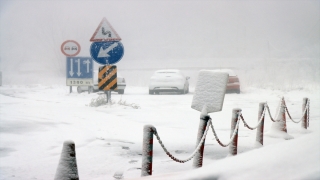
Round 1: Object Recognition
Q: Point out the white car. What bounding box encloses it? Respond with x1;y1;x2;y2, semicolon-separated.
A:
77;70;126;94
149;69;190;95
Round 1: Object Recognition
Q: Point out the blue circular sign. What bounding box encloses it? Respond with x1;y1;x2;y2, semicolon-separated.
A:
90;41;124;65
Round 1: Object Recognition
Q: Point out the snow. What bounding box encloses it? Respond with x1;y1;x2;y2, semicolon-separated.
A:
191;71;229;113
0;85;319;180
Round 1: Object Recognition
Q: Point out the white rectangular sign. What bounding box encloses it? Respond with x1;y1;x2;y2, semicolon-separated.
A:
66;79;93;86
191;70;228;113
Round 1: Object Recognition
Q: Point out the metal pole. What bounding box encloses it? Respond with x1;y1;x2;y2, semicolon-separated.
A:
192;115;210;168
302;98;309;129
107;90;111;104
256;103;265;146
69;86;72;93
229;108;241;156
141;125;155;176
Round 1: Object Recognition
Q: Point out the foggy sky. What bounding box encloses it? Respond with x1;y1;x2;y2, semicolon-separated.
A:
0;0;319;86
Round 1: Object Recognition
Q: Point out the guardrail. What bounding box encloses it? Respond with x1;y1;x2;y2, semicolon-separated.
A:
141;97;310;177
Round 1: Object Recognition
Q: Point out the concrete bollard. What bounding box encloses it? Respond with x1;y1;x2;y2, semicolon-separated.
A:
192;115;210;168
229;108;241;156
256;103;266;146
302;98;309;129
141;125;155;176
54;140;79;180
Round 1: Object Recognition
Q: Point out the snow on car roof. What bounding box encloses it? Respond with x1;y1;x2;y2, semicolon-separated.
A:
212;69;236;76
155;69;180;73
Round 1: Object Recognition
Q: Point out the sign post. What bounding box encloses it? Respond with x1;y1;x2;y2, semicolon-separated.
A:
61;40;81;93
90;17;124;103
191;70;229;168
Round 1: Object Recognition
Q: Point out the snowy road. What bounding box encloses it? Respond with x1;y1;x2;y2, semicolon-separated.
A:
0;85;319;180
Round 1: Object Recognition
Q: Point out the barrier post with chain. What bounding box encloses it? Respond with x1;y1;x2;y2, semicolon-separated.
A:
141;125;155;176
280;97;288;132
229;108;241;156
256;103;266;146
302;98;309;129
192;115;210;168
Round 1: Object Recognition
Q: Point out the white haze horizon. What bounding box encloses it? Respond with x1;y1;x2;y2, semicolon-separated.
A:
0;0;319;90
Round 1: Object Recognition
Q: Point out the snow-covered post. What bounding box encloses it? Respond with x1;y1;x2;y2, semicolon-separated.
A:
268;97;293;139
302;98;309;129
141;125;155;176
256;103;265;146
280;97;288;132
192;114;210;168
229;108;241;156
54;140;79;180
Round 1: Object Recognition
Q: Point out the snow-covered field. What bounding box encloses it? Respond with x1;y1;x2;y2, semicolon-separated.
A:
0;85;319;180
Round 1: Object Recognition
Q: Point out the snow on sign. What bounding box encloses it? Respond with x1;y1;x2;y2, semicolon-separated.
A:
191;70;229;113
90;41;124;65
61;40;81;57
90;17;121;42
66;57;93;86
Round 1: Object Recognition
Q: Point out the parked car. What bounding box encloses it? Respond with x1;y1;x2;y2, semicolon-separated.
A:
212;69;240;94
149;69;190;94
77;70;126;94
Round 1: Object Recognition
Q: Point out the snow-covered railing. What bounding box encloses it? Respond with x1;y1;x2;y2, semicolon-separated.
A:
141;97;310;177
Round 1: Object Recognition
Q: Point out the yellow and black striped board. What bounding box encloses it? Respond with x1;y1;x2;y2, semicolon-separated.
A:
98;65;117;90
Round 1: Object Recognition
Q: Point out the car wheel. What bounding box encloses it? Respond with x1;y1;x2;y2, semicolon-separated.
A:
77;86;82;94
149;90;154;95
236;89;240;94
118;89;124;94
155;91;159;95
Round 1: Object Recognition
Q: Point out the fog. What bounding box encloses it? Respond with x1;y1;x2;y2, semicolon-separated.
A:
0;0;319;90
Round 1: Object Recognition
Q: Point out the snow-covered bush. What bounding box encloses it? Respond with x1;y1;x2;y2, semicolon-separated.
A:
88;95;140;109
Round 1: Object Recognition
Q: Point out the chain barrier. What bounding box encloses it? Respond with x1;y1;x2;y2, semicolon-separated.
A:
265;104;279;122
151;98;309;163
284;99;310;124
153;119;212;163
240;105;267;130
210;113;241;147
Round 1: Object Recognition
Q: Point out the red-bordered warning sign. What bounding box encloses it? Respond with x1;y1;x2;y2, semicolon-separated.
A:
61;40;81;56
90;17;122;42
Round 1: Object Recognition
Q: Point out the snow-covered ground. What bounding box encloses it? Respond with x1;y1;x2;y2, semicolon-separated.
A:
0;85;319;180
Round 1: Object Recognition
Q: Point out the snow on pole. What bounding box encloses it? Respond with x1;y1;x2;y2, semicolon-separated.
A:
192;106;210;168
266;97;294;139
229;108;241;156
54;140;79;180
302;98;309;129
255;103;265;147
141;125;155;176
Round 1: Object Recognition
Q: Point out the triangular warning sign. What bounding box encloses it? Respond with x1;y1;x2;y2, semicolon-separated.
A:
90;17;121;42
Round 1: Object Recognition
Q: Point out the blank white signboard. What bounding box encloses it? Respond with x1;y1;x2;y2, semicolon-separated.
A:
191;70;228;113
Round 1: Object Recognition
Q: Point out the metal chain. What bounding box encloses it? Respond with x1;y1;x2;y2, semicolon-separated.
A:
240;105;267;130
265;104;278;122
210;113;241;147
153;119;212;163
285;99;310;124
